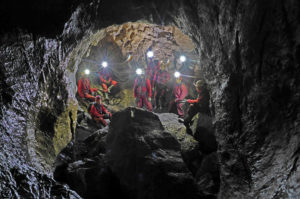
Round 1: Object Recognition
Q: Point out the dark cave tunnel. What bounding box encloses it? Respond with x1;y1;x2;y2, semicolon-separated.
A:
0;0;299;199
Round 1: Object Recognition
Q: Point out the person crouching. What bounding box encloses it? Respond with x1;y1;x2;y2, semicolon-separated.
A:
90;95;112;127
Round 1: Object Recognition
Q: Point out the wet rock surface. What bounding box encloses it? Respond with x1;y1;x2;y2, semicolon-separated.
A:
54;107;219;198
0;0;299;198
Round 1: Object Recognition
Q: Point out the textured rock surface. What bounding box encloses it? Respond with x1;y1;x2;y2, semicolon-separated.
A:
0;0;299;198
55;107;217;198
106;108;199;199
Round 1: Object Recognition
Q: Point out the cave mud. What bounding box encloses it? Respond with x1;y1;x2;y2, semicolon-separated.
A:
1;0;300;198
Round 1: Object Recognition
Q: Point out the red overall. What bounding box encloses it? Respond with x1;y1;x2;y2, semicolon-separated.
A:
152;70;170;108
90;103;111;126
78;77;97;101
133;77;152;111
98;69;117;92
146;60;160;82
169;83;187;117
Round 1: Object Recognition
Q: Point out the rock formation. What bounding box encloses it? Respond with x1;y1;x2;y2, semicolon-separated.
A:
54;107;219;198
0;0;299;198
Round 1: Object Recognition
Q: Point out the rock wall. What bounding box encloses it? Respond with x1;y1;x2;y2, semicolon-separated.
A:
0;0;299;198
0;33;80;197
170;0;300;198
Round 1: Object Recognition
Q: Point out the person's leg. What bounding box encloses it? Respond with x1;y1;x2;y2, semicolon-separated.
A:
177;103;184;118
137;97;143;108
184;105;199;126
94;117;108;126
101;83;108;93
108;80;117;93
143;96;152;111
168;100;175;113
159;87;166;109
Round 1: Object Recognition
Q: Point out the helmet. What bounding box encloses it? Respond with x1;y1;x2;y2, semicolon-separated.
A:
175;76;182;84
96;95;101;101
194;80;204;89
136;68;145;75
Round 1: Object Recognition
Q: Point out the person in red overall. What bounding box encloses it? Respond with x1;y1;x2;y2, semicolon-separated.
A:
98;67;117;99
133;69;152;111
168;76;187;118
152;62;170;110
90;95;112;127
146;58;160;83
78;73;98;101
184;80;210;128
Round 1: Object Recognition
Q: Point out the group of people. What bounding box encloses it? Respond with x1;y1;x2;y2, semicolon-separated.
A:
77;66;117;127
133;57;209;132
77;54;209;132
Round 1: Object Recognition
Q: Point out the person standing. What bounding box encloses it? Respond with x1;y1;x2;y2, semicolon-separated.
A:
152;61;170;110
168;76;187;118
133;68;152;111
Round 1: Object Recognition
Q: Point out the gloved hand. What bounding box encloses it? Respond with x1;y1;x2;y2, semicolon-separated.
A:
187;99;192;103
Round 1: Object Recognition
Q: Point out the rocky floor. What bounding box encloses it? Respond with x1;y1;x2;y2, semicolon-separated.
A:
54;107;219;199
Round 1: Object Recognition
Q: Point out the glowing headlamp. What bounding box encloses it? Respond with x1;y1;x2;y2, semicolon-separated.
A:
174;71;181;78
179;55;186;63
136;68;143;75
147;51;154;58
84;69;90;75
102;61;108;68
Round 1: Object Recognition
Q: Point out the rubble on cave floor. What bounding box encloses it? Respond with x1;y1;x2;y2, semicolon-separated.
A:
54;107;219;199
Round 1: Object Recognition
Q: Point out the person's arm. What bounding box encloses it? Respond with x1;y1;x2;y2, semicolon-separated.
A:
102;105;112;117
146;79;152;98
187;90;202;104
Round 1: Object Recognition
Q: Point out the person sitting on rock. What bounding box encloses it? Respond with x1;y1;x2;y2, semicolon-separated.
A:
98;66;117;100
90;95;112;127
152;60;170;110
78;71;98;101
133;68;152;111
183;80;210;129
168;76;187;118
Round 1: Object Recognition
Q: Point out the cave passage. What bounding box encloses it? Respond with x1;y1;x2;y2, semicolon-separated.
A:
55;21;219;198
75;22;202;114
2;0;298;198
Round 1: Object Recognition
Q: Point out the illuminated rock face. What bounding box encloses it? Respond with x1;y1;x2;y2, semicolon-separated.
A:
0;0;300;198
54;108;218;198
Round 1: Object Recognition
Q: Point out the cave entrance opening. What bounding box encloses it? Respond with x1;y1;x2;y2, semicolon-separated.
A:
75;22;201;115
56;21;220;198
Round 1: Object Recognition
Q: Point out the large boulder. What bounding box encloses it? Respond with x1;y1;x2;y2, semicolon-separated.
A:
106;107;200;199
54;107;220;198
54;128;127;199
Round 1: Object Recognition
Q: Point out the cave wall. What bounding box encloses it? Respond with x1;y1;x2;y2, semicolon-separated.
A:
170;0;300;198
0;0;299;198
70;0;300;198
